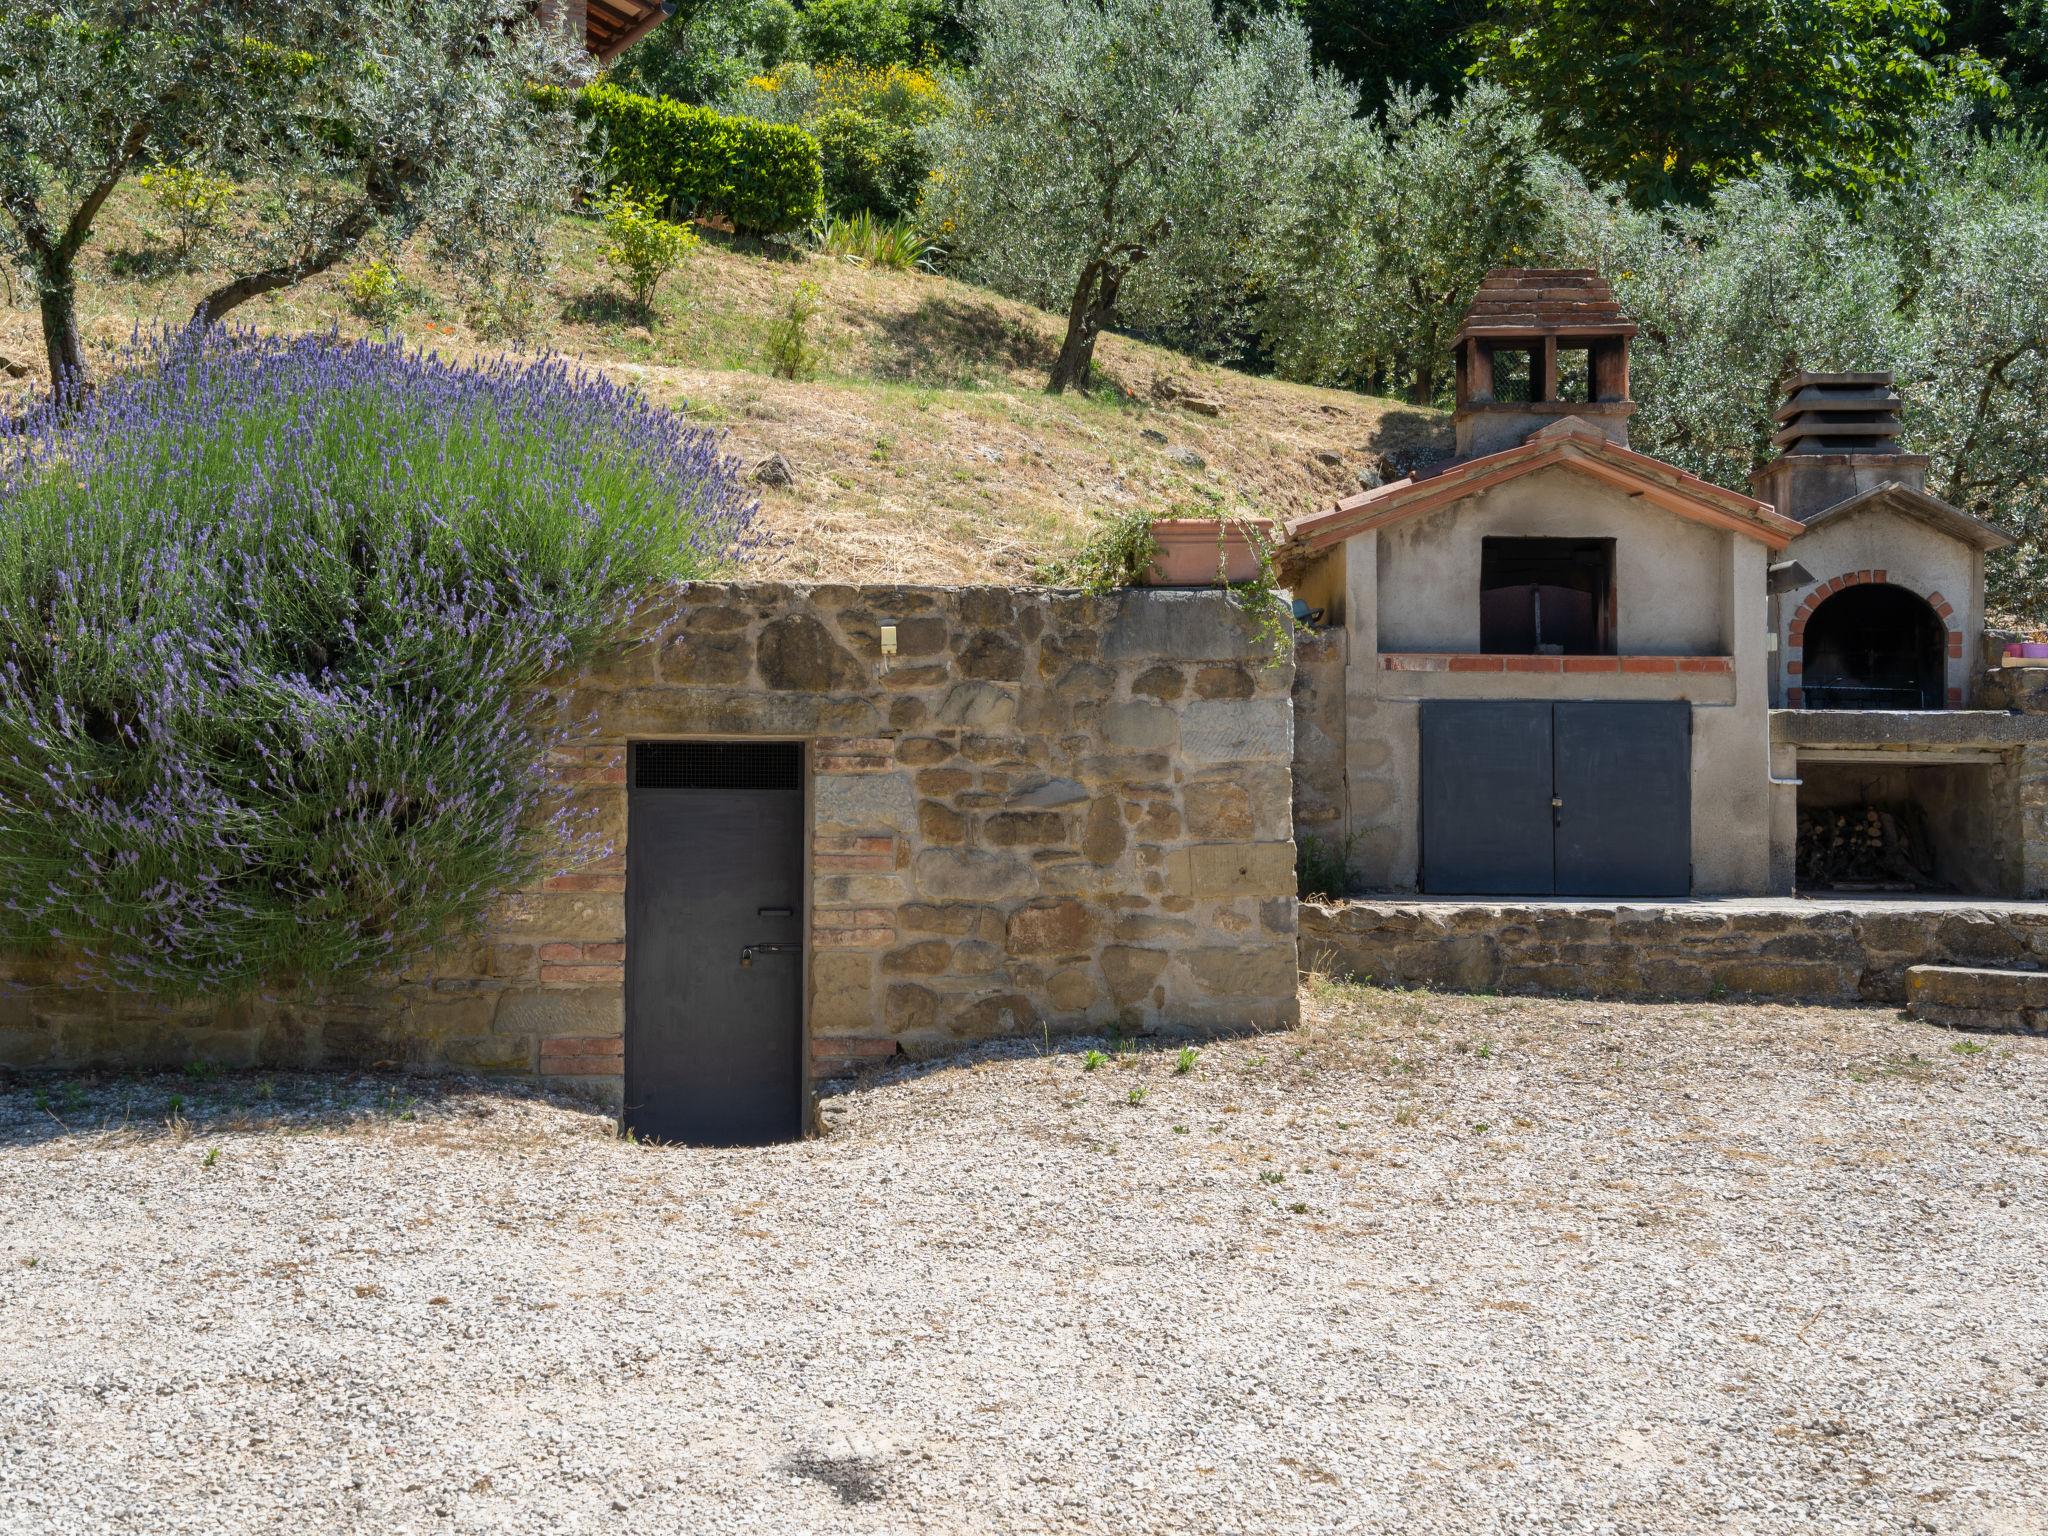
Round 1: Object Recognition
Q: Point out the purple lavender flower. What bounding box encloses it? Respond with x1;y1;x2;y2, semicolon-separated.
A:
0;324;755;998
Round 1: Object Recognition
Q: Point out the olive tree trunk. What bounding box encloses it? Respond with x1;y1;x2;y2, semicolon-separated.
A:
1048;260;1127;394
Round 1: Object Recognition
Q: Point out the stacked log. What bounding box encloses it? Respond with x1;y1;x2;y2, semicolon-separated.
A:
1797;802;1937;890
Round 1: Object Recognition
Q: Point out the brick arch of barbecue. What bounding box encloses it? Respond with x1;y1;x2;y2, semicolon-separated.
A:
1783;570;1962;708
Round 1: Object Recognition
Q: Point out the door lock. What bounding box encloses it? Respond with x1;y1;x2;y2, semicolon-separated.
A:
740;943;799;968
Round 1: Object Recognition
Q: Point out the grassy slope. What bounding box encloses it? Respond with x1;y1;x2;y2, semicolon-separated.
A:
0;192;1448;585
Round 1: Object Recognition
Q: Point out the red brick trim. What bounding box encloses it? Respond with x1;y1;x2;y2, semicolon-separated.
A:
1790;572;1958;700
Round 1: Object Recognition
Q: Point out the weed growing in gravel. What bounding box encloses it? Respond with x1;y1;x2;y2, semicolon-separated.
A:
1127;1087;1147;1106
1477;1040;1494;1059
183;1061;219;1083
1259;1170;1284;1185
1393;1100;1419;1127
166;1094;184;1115
60;1082;86;1113
1172;1124;1189;1134
1174;1046;1198;1075
1288;1201;1309;1215
201;1147;221;1167
1951;1039;1987;1056
21;1256;37;1268
1082;1050;1107;1072
32;1089;47;1112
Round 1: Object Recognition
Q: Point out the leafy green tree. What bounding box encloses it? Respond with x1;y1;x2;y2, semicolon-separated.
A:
926;0;1356;392
608;0;798;104
1223;0;1485;113
794;0;951;65
1259;84;1567;402
1556;119;2048;614
1473;0;1999;205
0;0;585;392
1948;0;2048;127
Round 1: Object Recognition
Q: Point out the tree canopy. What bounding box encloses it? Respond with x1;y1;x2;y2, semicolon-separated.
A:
0;0;586;390
925;0;1356;392
1471;0;2000;205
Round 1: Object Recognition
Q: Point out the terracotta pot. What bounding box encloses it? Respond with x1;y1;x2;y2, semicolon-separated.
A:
1142;518;1272;586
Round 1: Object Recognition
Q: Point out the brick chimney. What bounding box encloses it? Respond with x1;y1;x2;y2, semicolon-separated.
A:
1749;372;1929;522
1451;269;1637;458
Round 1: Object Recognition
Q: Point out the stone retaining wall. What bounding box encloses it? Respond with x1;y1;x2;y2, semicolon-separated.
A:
1300;899;2048;1005
1;583;1302;1091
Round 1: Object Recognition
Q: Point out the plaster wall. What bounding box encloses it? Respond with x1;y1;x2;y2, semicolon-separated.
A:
1374;468;1731;655
1329;475;1774;896
1778;506;1983;706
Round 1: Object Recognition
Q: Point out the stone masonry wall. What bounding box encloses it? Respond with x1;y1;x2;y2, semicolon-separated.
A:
1301;899;2048;1005
0;583;1301;1091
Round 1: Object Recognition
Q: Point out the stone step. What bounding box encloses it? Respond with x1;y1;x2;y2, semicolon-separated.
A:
1906;965;2048;1034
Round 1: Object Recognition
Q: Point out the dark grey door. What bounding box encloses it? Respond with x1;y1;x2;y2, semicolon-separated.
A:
626;741;805;1145
1421;700;1691;896
1554;701;1691;897
1420;701;1556;895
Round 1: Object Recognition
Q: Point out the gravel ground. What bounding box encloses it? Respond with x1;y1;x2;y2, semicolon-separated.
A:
2;984;2045;1535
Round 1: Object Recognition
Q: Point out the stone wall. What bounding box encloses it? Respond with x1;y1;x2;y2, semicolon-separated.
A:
1290;625;1347;858
0;583;1301;1090
1300;899;2048;1005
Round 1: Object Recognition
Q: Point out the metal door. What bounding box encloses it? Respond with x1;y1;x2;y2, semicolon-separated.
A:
1420;701;1556;895
1553;701;1691;897
626;740;805;1145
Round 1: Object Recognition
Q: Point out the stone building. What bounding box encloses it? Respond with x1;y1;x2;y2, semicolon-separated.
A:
0;584;1300;1143
1286;268;2048;902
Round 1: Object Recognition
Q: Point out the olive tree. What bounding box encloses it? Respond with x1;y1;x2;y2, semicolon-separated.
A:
0;0;587;392
1557;118;2048;616
1258;83;1568;402
925;0;1357;393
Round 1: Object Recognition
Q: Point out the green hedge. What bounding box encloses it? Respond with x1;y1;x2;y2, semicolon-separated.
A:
811;106;928;219
582;83;823;236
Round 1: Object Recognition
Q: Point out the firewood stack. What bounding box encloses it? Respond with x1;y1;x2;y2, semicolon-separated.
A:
1797;802;1937;890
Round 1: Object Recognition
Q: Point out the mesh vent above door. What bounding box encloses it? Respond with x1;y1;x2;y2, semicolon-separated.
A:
631;741;803;791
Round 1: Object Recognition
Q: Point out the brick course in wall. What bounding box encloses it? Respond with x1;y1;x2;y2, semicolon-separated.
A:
0;583;1303;1097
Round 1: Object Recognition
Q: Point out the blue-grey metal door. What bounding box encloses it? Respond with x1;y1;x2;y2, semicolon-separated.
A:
1420;701;1556;895
626;741;805;1145
1553;701;1691;897
1421;700;1692;897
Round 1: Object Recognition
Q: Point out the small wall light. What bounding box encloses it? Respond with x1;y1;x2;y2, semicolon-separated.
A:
880;622;898;656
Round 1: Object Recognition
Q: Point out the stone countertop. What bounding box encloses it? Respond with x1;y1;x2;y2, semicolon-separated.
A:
1770;707;2048;748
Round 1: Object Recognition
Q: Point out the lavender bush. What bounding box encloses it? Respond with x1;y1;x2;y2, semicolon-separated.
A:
0;327;756;998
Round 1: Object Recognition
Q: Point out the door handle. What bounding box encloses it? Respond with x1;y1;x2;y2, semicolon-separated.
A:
740;943;800;968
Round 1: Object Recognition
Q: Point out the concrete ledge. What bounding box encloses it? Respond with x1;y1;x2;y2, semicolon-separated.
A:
1773;708;2048;750
1301;898;2048;1005
1906;964;2048;1034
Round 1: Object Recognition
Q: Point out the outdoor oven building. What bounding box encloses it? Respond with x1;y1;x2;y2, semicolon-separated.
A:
1286;268;2048;901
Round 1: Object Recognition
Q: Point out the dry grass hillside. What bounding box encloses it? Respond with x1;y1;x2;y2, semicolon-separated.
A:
0;192;1447;584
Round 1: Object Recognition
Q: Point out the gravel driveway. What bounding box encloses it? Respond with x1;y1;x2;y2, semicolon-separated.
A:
2;983;2044;1535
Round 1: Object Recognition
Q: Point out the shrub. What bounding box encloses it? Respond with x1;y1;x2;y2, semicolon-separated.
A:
341;258;401;321
136;162;237;262
811;107;928;218
0;327;757;999
794;0;947;66
598;192;701;311
762;280;825;377
583;82;823;236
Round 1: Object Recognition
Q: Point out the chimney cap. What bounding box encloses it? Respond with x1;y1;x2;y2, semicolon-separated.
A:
1451;268;1637;346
